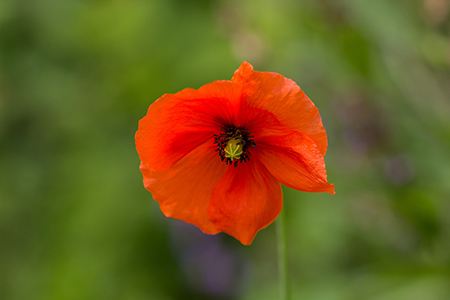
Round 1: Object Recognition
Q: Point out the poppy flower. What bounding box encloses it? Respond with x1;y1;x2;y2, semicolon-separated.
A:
135;62;334;245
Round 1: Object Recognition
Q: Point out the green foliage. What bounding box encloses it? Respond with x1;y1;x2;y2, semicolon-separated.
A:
1;0;449;299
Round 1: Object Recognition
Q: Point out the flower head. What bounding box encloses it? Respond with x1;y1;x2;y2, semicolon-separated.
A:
135;62;335;245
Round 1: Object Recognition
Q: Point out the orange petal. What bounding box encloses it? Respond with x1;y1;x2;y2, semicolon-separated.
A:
135;80;241;172
259;130;335;194
208;161;282;245
232;61;328;155
142;141;227;234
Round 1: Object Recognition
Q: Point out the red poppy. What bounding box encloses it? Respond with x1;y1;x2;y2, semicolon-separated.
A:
135;62;334;245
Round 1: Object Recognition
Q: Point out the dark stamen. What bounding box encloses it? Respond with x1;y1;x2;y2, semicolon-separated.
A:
214;125;256;167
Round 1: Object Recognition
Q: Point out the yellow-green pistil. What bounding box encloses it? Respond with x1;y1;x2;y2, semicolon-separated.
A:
224;138;243;161
214;125;255;167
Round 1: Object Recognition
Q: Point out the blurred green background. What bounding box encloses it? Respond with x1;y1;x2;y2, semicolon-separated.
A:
1;0;450;299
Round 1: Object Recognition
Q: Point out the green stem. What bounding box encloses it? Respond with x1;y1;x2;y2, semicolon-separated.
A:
277;209;289;300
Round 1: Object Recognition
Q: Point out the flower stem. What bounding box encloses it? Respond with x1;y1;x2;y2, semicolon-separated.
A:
277;209;289;300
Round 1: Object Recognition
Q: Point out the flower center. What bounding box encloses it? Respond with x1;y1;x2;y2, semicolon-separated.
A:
214;125;255;167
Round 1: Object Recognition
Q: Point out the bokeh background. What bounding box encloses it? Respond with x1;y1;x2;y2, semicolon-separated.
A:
1;0;450;299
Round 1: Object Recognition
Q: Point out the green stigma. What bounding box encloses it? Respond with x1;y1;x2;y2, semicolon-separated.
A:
224;138;243;161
